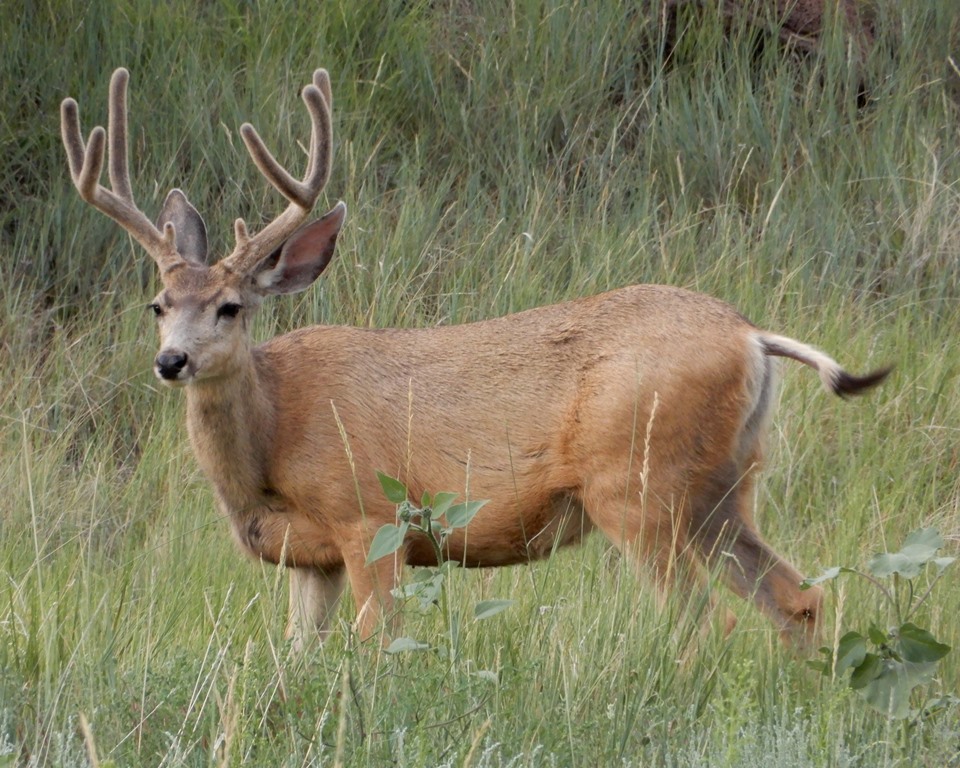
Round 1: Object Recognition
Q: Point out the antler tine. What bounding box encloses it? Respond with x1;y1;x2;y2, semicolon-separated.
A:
224;72;333;273
107;68;133;201
313;68;332;111
307;69;332;182
60;97;88;183
238;85;331;208
60;69;179;270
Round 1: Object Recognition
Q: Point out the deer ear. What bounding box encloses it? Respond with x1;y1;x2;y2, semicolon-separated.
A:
253;202;346;295
157;189;208;265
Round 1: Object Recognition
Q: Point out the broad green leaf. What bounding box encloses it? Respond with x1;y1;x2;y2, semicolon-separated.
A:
377;471;409;504
414;571;446;609
365;522;408;564
385;637;430;654
898;659;940;689
806;659;830;675
445;499;488;528
867;528;945;579
867;624;888;647
857;658;913;719
850;653;883;690
800;566;854;589
474;599;515;620
904;527;944;549
856;657;940;719
431;491;459;518
393;568;440;600
897;623;951;663
391;582;420;600
411;567;441;583
934;556;956;572
421;490;432;508
834;631;867;675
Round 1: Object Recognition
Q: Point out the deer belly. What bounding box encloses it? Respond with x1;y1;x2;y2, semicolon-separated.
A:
431;492;592;567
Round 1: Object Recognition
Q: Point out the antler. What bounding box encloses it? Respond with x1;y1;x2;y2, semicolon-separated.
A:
223;69;333;274
61;69;181;271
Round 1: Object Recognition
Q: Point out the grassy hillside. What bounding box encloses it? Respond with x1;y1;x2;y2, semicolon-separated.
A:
2;1;959;765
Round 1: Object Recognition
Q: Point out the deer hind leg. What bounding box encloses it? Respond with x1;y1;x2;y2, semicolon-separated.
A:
689;462;822;646
584;481;732;635
286;566;345;652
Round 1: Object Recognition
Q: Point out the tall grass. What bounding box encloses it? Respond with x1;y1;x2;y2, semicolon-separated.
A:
2;0;959;765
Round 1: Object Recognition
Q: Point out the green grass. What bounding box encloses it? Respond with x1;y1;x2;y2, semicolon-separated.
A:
2;0;960;765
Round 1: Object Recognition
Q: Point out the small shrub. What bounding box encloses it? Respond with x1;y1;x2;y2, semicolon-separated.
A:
803;528;955;719
367;472;513;658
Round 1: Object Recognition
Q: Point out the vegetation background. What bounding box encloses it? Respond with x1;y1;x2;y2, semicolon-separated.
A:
1;0;959;765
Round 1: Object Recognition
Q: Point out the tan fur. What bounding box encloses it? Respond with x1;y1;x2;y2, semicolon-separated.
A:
63;68;888;651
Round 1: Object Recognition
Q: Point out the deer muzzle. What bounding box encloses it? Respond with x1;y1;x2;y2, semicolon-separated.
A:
155;350;189;383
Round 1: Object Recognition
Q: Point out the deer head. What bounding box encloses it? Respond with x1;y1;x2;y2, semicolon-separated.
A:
61;68;346;386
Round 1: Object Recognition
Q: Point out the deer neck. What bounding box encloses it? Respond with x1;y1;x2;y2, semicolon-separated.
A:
184;353;275;513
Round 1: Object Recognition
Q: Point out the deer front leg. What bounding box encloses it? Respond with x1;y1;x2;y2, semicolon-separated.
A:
286;566;345;652
342;534;404;643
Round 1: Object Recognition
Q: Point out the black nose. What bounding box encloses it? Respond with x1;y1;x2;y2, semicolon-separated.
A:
156;350;188;379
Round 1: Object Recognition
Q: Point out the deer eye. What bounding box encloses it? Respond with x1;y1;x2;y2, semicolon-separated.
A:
217;302;242;320
148;302;163;318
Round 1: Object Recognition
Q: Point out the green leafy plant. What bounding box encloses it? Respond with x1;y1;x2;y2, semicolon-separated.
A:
366;472;513;657
802;528;955;719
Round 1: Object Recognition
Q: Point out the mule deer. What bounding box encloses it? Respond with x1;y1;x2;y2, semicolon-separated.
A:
62;67;888;649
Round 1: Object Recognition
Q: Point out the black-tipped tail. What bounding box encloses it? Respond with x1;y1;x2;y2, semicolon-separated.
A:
831;366;893;397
